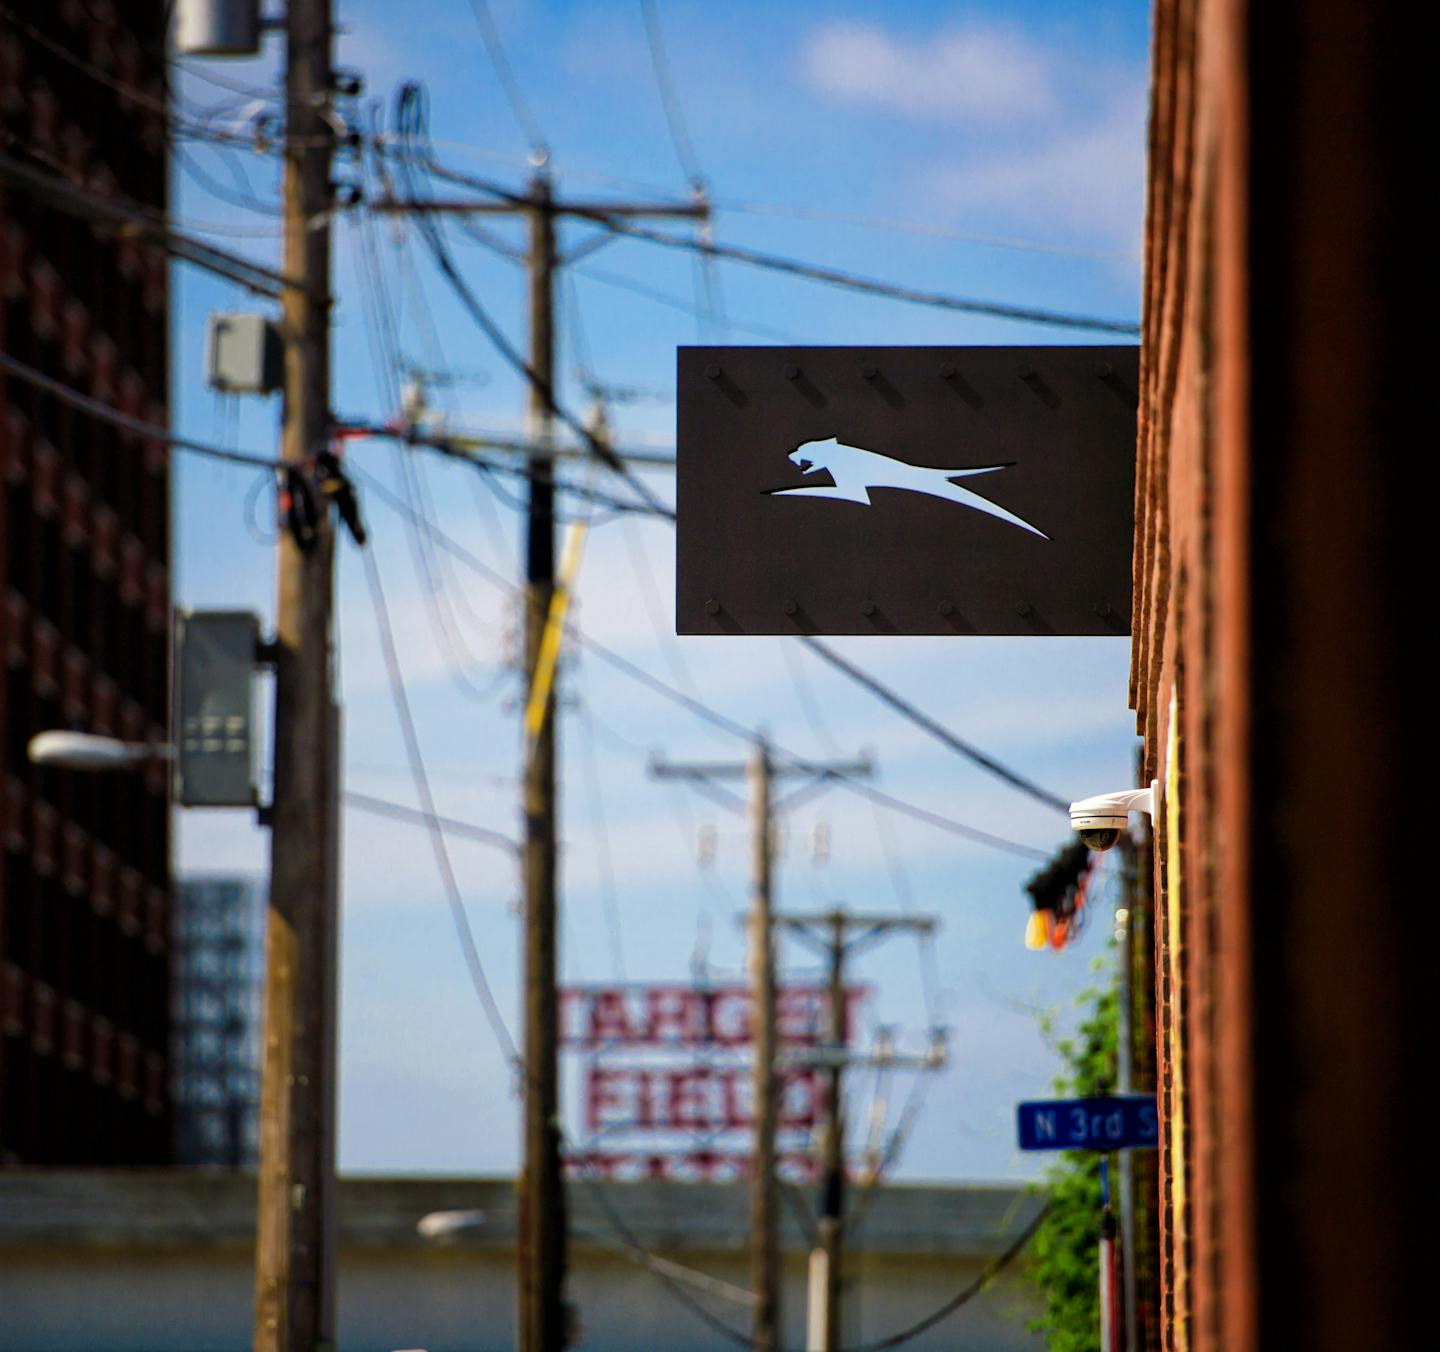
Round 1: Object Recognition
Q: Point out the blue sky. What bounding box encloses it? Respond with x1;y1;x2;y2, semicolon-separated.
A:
170;0;1150;1183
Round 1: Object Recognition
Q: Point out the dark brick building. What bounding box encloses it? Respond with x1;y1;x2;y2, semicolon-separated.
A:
0;2;171;1164
1134;1;1413;1348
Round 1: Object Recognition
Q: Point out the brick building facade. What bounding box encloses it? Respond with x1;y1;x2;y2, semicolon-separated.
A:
0;2;171;1164
1133;1;1413;1347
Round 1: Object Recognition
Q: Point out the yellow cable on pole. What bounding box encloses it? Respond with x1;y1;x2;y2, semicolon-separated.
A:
524;514;588;743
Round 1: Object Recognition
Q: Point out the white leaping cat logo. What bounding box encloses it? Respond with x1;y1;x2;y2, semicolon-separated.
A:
769;438;1049;539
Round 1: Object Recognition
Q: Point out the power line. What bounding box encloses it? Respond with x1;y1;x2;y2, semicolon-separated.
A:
849;1199;1052;1352
350;415;676;467
384;130;1134;263
346;254;1071;819
0;148;299;300
774;643;947;1030
352;460;1049;861
573;1148;1051;1352
5;3;337;153
631;0;729;349
596;214;1142;336
576;706;628;982
378;169;1110;831
568;1160;762;1350
176;142;284;218
465;0;549;160
639;0;704;189
575;261;805;343
411;158;1141;336
618;512;706;703
346;425;665;519
830;780;1049;862
376;124;1078;830
568;626;1051;857
382;84;665;513
358;540;521;1068
380;129;1140;265
2;3;256;143
346;243;1065;824
399;199;678;518
167;53;286;102
796;637;1071;815
342;790;518;854
777;634;842;756
31;24;1076;1328
578;697;736;971
367;146;1107;819
0;352;281;470
4;0;347;246
347;188;507;703
387;420;1069;825
713;197;1139;263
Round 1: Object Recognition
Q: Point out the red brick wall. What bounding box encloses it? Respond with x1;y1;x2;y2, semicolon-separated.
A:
1133;2;1415;1348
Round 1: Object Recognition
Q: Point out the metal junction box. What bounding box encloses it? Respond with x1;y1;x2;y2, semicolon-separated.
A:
176;609;260;808
206;312;282;395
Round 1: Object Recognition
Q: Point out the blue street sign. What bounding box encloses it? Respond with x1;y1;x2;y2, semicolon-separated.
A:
1017;1094;1159;1152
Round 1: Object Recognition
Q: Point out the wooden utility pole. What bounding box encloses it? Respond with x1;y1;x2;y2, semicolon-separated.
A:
520;170;565;1352
776;909;938;1352
748;740;780;1352
650;748;873;1352
374;175;707;1352
817;908;846;1352
254;1;338;1350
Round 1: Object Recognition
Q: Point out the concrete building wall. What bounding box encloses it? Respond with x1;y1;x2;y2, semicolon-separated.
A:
0;1172;1047;1352
1133;2;1413;1349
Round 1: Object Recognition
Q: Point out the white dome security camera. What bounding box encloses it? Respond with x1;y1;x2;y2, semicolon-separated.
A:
1068;782;1158;852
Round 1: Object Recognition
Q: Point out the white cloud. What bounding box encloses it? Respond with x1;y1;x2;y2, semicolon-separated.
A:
802;20;1057;124
798;16;1148;253
932;91;1147;253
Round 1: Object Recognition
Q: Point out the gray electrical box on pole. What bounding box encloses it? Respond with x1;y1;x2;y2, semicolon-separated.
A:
176;609;261;808
206;313;283;395
174;0;262;57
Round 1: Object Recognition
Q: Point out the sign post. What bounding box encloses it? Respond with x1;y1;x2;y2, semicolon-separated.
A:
1017;1094;1157;1352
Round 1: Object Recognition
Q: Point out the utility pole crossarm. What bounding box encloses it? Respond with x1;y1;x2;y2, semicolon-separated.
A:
776;912;937;935
649;757;873;782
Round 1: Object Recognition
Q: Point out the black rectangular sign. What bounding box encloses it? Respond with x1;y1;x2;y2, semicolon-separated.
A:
676;346;1137;636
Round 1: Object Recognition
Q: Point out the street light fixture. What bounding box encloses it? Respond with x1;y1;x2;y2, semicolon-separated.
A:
415;1209;489;1242
26;730;174;771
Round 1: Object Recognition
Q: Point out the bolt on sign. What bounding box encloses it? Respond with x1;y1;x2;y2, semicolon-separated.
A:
560;983;867;1182
676;347;1138;637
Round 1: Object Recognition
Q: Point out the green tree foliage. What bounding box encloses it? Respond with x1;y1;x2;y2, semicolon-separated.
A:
1027;961;1119;1352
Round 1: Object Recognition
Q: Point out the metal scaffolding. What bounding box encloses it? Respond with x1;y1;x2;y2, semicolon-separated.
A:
172;876;263;1168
